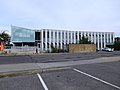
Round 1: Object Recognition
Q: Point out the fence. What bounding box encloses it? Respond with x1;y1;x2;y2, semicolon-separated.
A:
5;46;39;53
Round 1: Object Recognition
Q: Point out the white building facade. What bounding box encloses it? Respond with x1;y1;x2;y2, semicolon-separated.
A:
11;26;115;51
39;29;114;51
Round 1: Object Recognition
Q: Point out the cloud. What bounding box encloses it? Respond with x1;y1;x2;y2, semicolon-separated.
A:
0;0;120;36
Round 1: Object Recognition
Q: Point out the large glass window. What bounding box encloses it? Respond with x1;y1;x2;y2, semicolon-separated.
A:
35;32;41;40
66;32;67;39
47;31;49;39
51;31;53;38
55;32;57;39
43;30;45;38
59;32;60;38
69;32;71;39
62;32;64;39
11;26;35;42
111;34;113;43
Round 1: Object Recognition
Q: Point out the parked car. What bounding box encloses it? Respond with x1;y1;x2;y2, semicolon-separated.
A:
102;47;114;52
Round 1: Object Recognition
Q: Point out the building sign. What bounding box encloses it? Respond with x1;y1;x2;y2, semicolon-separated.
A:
11;26;35;42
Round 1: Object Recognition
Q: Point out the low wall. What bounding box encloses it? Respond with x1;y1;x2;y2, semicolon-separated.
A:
69;44;96;53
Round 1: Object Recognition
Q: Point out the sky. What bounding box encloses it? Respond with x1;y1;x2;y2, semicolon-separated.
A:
0;0;120;36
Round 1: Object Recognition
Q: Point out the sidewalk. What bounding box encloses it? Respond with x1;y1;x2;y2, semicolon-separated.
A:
0;56;120;74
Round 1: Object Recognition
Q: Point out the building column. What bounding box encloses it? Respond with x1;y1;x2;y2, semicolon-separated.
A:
113;32;115;43
106;32;109;43
74;31;76;44
104;32;106;48
110;33;112;43
91;32;93;43
70;32;72;44
57;31;59;48
60;31;62;49
77;31;79;43
64;31;66;44
63;31;66;49
97;33;100;50
45;30;47;51
84;32;86;37
94;33;96;44
49;30;51;51
81;32;83;39
53;30;55;47
101;33;103;49
41;30;43;51
67;31;69;44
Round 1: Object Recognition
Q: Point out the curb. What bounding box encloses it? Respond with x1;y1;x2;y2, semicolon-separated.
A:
0;67;71;78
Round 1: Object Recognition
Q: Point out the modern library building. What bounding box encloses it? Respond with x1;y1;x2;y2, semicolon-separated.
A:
11;26;115;51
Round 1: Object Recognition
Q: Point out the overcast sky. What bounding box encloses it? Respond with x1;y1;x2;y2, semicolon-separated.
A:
0;0;120;36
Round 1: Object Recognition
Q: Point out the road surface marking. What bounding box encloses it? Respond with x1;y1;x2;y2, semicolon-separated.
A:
73;68;120;90
37;73;49;90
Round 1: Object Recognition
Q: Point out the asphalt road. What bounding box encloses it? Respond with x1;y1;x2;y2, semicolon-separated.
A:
0;51;120;64
0;74;44;90
0;61;120;90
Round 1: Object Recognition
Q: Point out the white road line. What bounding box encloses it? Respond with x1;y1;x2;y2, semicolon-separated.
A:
73;68;120;90
37;73;49;90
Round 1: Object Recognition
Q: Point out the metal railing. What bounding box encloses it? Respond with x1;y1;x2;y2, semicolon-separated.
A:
5;46;39;53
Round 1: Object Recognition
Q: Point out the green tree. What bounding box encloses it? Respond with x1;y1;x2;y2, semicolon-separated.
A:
114;41;120;50
0;31;10;44
79;36;93;44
